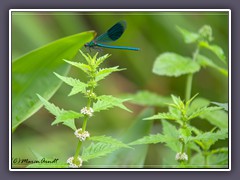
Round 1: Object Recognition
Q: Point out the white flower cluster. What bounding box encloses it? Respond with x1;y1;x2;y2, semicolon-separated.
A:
80;106;94;117
74;128;90;141
67;156;83;168
86;90;96;98
175;152;188;162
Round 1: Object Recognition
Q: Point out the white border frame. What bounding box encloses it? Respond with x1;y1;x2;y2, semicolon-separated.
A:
9;9;231;171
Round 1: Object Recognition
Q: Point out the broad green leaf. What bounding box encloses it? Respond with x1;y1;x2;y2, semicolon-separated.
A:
95;66;124;82
81;142;122;162
38;94;76;130
54;72;87;96
211;102;228;111
196;54;228;76
187;106;223;120
162;120;181;152
89;136;131;149
97;108;154;168
199;41;226;63
152;52;200;77
176;26;200;43
128;133;166;145
93;95;131;113
123;90;171;107
12;31;95;131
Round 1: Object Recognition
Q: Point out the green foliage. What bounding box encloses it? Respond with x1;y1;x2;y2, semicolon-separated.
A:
37;94;77;130
196;54;228;76
36;50;133;168
152;52;200;77
89;136;131;148
93;95;131;113
54;72;88;96
12;31;95;131
95;66;125;82
123;90;172;107
81;142;124;162
211;102;228;111
130;23;229;167
129;134;166;145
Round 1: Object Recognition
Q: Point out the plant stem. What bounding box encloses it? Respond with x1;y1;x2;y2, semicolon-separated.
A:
185;46;200;101
73;87;94;161
185;74;193;101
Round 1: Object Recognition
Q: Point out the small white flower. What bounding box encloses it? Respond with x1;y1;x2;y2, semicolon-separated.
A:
175;152;188;162
80;106;94;117
74;128;90;141
67;156;83;168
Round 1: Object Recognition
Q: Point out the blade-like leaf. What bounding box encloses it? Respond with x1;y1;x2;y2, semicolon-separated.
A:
54;72;87;96
96;108;154;168
153;52;200;77
12;31;95;131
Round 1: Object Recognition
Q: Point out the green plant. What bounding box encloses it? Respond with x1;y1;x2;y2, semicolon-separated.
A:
128;25;228;168
30;51;132;168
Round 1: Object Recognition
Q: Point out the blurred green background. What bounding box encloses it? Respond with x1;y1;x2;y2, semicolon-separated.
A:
12;11;229;167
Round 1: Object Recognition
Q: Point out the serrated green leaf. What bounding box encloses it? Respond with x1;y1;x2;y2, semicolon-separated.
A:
57;110;83;121
200;110;228;129
176;26;200;44
199;41;226;63
144;112;178;121
89;136;131;148
211;102;228;111
190;129;228;144
37;94;61;116
64;60;91;74
37;94;76;130
12;31;94;131
81;142;122;162
54;73;87;96
93;95;131;113
162;120;181;152
123;90;171;107
96;53;111;66
153;52;201;77
95;66;124;82
196;54;228;76
188;106;223;120
128;133;166;145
